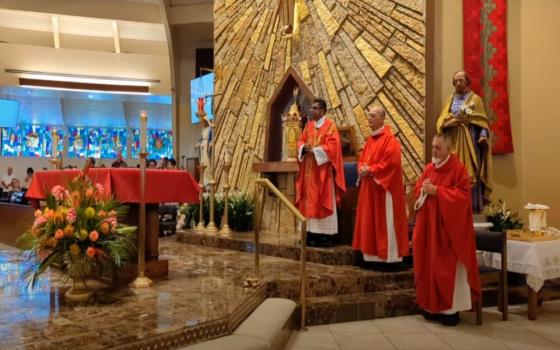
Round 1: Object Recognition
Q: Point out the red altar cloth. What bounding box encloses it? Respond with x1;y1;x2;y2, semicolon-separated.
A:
26;168;200;204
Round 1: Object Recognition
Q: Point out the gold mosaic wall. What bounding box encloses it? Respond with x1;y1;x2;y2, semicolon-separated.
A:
213;0;426;190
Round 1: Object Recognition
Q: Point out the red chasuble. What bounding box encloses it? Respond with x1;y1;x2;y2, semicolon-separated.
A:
295;118;346;218
413;154;481;313
352;126;409;260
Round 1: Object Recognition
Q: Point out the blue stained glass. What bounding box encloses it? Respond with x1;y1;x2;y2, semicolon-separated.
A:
130;129;172;159
1;127;21;157
68;127;88;159
101;128;127;158
45;126;63;157
86;128;102;158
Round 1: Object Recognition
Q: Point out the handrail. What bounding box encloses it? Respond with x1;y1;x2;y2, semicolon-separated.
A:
253;178;307;330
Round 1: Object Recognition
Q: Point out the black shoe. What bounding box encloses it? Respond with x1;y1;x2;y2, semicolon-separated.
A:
439;312;460;326
306;232;319;247
421;310;440;322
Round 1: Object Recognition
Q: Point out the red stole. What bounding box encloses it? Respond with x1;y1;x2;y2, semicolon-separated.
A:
295;118;346;218
413;154;481;313
352;126;409;259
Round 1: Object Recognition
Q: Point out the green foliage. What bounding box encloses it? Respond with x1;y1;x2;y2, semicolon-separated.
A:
485;199;524;232
178;191;254;232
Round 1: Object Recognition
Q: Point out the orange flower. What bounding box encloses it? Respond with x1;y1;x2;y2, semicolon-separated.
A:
64;224;75;237
99;221;111;235
89;230;99;242
53;213;64;224
86;247;96;259
55;229;64;239
46;210;55;219
98;210;107;218
34;210;42;218
85;188;94;197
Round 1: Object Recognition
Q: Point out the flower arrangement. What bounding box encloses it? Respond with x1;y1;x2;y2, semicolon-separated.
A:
17;167;137;289
485;199;523;232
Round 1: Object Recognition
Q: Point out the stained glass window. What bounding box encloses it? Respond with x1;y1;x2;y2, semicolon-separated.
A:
130;129;172;159
148;129;173;159
1;127;21;157
68;127;88;158
101;128;127;158
18;125;63;157
45;126;64;158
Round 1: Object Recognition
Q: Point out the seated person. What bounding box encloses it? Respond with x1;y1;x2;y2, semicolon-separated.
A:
1;166;14;190
166;158;177;170
9;178;22;192
148;159;158;169
24;167;34;186
111;152;128;168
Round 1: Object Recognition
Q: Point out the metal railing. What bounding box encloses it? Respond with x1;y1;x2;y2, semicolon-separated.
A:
253;178;307;330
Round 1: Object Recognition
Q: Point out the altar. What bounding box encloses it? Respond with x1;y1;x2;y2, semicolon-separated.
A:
26;168;200;279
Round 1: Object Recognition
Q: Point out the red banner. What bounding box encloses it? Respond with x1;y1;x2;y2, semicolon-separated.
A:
463;0;513;154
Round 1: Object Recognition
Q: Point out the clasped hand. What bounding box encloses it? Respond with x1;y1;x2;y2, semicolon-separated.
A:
422;179;437;196
444;113;469;128
359;165;370;178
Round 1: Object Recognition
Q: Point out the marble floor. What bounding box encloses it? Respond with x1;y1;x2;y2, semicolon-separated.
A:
0;237;412;349
285;302;560;350
0;239;263;349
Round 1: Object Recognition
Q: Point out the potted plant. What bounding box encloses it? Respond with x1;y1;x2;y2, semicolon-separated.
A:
228;191;254;232
485;199;523;232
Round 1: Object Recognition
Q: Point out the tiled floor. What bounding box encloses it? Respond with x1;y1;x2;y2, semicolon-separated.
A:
285;302;560;349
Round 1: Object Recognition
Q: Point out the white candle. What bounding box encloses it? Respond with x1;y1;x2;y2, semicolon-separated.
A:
51;129;58;158
140;111;147;153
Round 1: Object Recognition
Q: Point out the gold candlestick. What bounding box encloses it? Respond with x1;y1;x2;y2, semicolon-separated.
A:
219;161;233;236
205;175;218;234
205;137;218;235
195;164;207;233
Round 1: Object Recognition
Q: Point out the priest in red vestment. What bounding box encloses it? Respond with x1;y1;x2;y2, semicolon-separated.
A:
413;134;481;326
352;107;409;268
296;98;346;247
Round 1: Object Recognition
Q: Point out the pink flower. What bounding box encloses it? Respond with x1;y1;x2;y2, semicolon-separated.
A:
66;208;77;224
107;217;118;230
51;185;65;201
95;183;104;195
33;216;48;228
89;230;99;242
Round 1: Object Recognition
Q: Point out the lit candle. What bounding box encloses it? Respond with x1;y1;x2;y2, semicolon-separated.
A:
140;110;147;153
51;129;58;158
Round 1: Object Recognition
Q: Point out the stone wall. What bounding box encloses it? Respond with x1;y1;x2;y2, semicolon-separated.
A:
213;0;426;191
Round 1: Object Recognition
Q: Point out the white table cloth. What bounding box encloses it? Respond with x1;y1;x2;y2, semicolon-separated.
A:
478;239;560;291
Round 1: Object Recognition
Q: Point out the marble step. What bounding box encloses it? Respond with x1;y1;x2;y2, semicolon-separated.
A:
298;289;419;326
265;268;415;299
177;230;355;266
